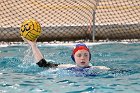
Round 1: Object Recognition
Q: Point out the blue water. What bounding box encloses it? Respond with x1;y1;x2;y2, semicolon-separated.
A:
0;43;140;93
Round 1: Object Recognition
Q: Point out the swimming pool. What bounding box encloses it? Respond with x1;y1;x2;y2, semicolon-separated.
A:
0;42;140;93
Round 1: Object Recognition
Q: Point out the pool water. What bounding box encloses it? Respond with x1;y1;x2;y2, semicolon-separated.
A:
0;43;140;93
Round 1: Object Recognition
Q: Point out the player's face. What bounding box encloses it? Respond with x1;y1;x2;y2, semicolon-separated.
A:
74;49;90;67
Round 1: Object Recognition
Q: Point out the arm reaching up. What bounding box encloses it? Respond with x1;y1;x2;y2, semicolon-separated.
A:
22;37;43;63
22;37;59;68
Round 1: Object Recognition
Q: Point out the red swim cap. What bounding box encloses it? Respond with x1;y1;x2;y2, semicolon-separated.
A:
72;46;90;55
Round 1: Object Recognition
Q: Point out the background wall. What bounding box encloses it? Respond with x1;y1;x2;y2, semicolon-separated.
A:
0;0;140;41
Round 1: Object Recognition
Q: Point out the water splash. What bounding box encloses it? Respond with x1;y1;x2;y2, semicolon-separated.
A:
22;46;34;65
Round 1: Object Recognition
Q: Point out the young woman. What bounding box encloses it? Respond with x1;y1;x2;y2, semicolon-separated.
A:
22;37;110;70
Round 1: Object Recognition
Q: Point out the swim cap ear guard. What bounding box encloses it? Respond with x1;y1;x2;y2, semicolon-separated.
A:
71;43;91;62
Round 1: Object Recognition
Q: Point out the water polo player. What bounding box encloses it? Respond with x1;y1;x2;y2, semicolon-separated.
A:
22;37;110;70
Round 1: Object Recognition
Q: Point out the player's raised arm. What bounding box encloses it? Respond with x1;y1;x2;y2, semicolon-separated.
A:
20;19;59;68
22;37;44;63
20;19;43;62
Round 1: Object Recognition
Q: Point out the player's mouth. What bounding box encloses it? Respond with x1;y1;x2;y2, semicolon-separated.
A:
80;61;86;65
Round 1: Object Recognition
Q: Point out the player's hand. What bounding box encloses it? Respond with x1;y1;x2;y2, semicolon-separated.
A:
21;36;37;46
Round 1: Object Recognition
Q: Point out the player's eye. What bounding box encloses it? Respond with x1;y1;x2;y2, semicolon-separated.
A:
84;53;88;57
77;54;82;57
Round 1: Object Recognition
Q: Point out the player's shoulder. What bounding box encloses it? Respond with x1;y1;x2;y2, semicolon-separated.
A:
90;66;110;70
57;64;75;68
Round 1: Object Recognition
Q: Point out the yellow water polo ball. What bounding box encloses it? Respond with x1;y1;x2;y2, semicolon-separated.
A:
20;19;42;41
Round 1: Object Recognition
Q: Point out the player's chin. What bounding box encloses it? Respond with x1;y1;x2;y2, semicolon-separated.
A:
79;63;88;67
